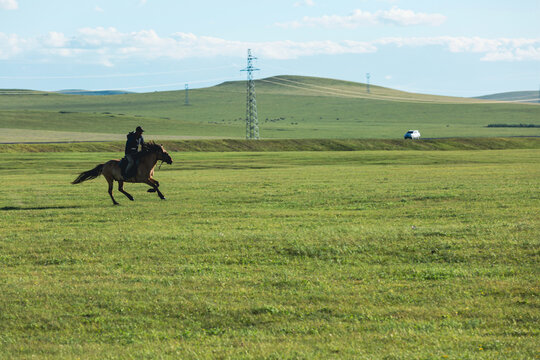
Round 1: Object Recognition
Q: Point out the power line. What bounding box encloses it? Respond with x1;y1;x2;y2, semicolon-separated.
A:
118;76;233;90
0;65;238;80
260;76;540;105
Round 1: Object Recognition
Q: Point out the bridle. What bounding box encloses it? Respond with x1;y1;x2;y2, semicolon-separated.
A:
157;149;172;169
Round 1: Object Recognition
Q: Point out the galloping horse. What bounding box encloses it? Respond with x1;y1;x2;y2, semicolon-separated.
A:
72;142;173;205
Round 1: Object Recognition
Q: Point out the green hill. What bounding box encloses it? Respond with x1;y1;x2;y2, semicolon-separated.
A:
475;91;539;103
56;89;134;96
1;76;539;142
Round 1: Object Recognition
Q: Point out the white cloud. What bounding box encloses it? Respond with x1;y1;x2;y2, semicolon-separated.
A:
77;27;125;46
481;46;540;62
376;36;540;61
294;0;315;7
95;6;104;13
0;0;18;10
379;7;446;26
41;32;69;48
0;29;538;66
0;33;23;59
276;6;446;28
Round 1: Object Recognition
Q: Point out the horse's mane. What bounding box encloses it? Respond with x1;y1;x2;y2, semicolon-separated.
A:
140;141;163;156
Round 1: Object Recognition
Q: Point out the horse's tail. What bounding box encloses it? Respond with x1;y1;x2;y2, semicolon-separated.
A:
72;164;104;184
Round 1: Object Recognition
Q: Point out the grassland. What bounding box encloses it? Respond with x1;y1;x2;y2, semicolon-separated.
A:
1;74;539;358
1;137;539;154
1;76;539;142
0;148;538;359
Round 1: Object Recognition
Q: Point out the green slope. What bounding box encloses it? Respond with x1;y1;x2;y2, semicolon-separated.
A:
56;90;134;95
1;76;539;142
476;91;539;103
1;137;539;153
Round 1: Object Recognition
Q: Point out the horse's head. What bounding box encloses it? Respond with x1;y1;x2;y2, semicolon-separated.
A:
158;144;173;165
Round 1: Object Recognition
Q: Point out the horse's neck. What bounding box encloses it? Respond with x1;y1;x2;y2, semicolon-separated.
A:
139;153;158;172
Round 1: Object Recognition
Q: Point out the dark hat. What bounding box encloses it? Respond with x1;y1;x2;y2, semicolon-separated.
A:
136;126;144;133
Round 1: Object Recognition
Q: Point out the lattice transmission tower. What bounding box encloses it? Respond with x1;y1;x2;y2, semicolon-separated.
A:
241;49;260;139
184;84;190;106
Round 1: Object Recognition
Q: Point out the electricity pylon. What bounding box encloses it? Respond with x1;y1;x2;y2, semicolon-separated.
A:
241;49;260;139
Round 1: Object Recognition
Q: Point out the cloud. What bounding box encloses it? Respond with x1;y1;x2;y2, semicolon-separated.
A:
379;7;446;26
276;6;446;28
0;28;376;64
294;0;315;7
0;0;18;10
0;33;23;59
376;36;540;61
481;46;540;62
41;32;69;48
95;6;104;13
0;28;538;66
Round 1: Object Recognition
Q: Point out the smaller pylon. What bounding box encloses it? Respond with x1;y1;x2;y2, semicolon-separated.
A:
366;73;371;94
184;84;190;106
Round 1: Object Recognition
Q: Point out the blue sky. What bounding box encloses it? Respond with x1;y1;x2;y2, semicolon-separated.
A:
0;0;539;96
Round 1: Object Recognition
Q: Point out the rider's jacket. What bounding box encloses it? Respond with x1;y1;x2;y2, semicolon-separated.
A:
125;132;144;155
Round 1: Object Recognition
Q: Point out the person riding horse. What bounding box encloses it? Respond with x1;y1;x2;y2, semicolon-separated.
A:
124;126;145;178
72;141;173;205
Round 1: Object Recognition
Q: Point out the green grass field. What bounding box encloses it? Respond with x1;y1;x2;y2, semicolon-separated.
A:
0;148;538;359
1;76;539;142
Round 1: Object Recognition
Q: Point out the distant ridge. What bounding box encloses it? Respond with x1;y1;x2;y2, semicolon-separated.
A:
56;89;133;96
1;74;539;143
475;91;539;104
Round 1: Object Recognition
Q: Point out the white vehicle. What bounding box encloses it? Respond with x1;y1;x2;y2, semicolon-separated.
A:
404;130;421;139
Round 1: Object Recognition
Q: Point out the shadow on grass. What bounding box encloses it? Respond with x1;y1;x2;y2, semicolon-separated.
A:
0;205;83;211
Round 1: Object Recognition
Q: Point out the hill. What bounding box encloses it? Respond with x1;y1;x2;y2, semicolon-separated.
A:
1;75;539;143
475;91;539;104
56;89;134;96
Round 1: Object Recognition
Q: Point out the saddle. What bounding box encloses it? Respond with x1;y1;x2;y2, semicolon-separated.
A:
120;156;140;179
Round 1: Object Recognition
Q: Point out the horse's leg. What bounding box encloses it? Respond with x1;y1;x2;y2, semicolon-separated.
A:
146;178;159;193
106;177;119;205
146;179;165;200
118;180;134;201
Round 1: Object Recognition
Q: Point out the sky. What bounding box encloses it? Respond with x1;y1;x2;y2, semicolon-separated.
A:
0;0;539;96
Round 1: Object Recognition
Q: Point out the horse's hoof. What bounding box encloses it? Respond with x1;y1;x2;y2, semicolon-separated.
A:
147;188;156;193
129;198;134;201
160;197;166;200
113;203;120;206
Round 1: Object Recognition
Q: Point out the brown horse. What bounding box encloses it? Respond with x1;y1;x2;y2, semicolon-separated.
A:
72;142;173;205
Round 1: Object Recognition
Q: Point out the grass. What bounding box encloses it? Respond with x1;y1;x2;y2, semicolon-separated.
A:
0;148;538;358
1;76;539;142
1;137;540;153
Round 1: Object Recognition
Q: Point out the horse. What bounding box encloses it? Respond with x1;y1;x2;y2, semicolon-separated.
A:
72;142;173;205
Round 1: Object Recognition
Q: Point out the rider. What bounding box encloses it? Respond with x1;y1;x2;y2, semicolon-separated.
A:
124;126;145;178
